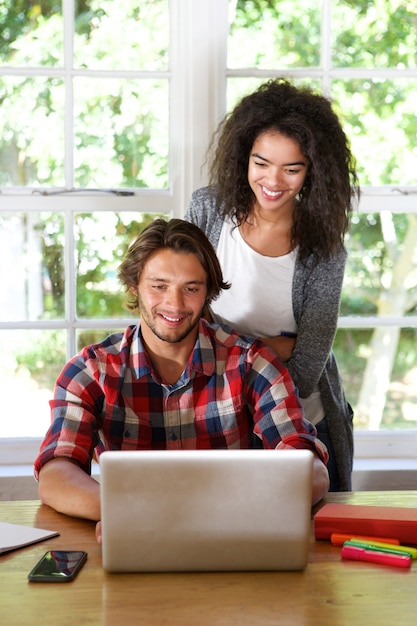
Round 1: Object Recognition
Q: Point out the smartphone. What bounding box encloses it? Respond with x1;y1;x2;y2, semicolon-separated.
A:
28;550;87;583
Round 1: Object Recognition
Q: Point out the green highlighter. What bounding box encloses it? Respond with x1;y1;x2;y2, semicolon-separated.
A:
344;539;417;559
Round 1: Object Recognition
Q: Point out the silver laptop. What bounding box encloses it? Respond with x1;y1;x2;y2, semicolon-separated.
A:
99;448;313;572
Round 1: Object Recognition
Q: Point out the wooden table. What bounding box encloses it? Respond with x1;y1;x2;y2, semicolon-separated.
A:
1;492;417;626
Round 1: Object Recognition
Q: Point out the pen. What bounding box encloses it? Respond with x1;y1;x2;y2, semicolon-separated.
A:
344;539;417;559
330;533;400;546
280;331;297;338
341;544;411;569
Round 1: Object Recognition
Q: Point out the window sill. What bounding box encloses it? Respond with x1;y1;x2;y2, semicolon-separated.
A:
1;430;417;494
352;458;417;491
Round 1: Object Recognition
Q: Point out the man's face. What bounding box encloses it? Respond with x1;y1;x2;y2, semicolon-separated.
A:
137;248;208;346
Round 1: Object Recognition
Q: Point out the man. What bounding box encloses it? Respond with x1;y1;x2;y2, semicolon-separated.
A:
35;218;329;522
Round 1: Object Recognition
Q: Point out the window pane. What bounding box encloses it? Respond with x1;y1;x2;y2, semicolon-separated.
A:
74;0;169;71
0;329;66;437
332;79;417;186
0;212;65;321
0;77;65;187
74;78;169;189
228;0;321;69
0;1;63;67
342;212;417;318
332;2;417;69
75;211;168;319
334;328;417;431
76;328;124;352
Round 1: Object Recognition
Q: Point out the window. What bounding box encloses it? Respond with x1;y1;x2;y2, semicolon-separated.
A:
1;0;416;464
1;0;172;447
0;0;222;452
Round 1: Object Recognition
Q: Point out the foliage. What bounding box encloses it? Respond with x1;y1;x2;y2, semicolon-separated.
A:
333;327;417;430
341;213;417;317
230;0;320;68
229;0;417;186
0;0;169;188
0;1;61;58
14;330;66;388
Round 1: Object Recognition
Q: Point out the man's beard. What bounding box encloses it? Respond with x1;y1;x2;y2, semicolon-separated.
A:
138;294;203;344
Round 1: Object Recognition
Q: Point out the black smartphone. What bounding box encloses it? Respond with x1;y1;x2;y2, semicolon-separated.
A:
28;550;87;583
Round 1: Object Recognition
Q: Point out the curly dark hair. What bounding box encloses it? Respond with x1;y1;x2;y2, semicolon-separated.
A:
118;218;230;311
207;79;360;260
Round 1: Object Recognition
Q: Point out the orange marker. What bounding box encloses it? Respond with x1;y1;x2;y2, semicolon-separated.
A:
330;533;400;547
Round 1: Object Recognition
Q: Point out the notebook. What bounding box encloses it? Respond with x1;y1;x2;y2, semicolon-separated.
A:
99;448;314;573
0;522;59;554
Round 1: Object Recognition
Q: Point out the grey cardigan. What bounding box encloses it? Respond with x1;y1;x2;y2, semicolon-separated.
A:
185;186;353;490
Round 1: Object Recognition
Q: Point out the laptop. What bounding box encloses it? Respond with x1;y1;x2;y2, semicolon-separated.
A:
99;448;313;572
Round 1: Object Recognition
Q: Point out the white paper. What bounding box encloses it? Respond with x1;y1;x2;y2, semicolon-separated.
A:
0;521;59;554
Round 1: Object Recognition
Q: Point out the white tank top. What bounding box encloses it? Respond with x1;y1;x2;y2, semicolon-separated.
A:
210;219;324;424
210;220;297;337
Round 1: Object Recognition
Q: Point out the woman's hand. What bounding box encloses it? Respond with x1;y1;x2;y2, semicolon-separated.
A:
261;335;296;362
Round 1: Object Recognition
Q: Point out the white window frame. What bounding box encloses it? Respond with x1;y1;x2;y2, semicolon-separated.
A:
1;0;417;469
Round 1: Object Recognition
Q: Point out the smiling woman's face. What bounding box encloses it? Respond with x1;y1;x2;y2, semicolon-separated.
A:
247;130;308;216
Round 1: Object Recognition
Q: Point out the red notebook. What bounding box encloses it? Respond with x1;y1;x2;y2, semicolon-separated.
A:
314;504;417;544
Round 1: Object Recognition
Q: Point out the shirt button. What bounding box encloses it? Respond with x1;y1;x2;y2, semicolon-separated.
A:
171;433;178;441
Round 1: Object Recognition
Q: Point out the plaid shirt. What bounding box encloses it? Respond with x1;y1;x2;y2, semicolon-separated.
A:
34;321;328;477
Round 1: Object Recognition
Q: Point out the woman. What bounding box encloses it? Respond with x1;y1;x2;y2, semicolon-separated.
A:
185;79;360;491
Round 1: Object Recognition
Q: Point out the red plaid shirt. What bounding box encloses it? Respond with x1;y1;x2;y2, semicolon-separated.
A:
34;321;328;477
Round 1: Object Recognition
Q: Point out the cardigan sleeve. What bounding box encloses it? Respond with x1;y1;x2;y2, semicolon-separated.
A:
288;249;347;398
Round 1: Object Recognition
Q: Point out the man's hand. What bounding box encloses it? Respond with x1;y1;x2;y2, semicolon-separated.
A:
276;443;329;505
311;456;330;505
96;521;102;544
